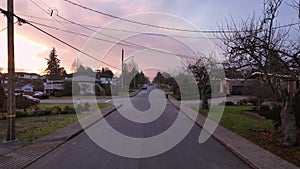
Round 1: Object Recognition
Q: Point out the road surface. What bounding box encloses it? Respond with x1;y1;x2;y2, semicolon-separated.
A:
27;85;252;169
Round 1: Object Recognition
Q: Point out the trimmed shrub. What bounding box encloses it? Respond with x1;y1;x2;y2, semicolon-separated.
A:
44;107;52;115
67;108;76;114
51;106;62;115
248;97;259;106
60;106;70;114
0;113;6;120
26;107;38;117
35;109;45;116
16;111;27;118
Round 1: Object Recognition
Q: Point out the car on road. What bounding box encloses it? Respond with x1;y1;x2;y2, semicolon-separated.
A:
33;91;49;99
23;95;40;104
142;84;147;90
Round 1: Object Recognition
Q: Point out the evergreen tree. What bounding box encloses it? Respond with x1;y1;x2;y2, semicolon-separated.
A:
45;48;66;80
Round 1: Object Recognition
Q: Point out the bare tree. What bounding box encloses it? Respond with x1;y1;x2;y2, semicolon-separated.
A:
188;52;223;109
218;0;300;145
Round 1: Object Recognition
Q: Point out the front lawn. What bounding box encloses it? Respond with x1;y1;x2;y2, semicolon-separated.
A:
0;103;110;142
197;105;300;167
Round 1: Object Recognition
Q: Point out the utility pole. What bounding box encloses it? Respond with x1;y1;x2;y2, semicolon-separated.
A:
6;0;16;141
121;49;124;92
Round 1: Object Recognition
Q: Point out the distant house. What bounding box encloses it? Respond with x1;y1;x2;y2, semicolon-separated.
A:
20;83;34;93
43;80;64;94
3;83;34;93
220;78;259;95
65;75;104;95
251;72;298;95
3;72;41;80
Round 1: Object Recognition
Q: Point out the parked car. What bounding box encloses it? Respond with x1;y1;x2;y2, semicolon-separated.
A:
33;91;49;99
23;95;40;104
15;95;40;109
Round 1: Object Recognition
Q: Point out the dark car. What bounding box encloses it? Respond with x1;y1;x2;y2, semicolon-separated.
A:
142;85;147;90
33;91;49;99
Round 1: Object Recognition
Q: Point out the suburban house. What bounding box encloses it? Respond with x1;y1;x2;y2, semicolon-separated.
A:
3;83;34;94
65;75;104;95
251;72;298;95
43;80;64;94
44;75;108;95
2;72;42;80
220;78;259;95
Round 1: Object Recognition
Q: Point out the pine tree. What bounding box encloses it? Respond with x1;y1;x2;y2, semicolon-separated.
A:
45;48;66;80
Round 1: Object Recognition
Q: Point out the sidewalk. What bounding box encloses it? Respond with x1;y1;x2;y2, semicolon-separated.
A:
0;104;121;169
168;95;299;169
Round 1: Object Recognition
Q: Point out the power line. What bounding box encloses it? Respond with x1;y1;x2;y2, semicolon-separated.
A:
2;10;121;70
17;13;218;39
64;0;238;34
27;0;122;69
55;14;200;59
64;0;300;33
28;18;200;60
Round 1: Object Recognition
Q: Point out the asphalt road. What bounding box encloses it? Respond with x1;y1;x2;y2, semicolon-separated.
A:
27;85;252;169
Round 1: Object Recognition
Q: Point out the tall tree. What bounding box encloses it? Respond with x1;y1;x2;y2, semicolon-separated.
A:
188;52;222;109
153;72;165;84
218;0;300;145
45;48;66;80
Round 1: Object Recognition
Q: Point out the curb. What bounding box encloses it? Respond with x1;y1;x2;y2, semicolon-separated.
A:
167;96;299;169
0;104;121;169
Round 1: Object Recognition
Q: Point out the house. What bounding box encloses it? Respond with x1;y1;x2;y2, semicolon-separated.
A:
43;80;64;94
251;72;298;95
65;75;104;95
3;83;34;94
2;72;41;80
220;78;259;95
20;83;34;93
44;75;105;95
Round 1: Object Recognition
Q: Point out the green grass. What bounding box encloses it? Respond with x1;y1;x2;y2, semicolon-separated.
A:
37;102;111;111
198;105;274;138
0;103;110;142
197;105;300;167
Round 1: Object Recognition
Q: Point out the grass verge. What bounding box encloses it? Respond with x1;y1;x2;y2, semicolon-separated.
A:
0;103;110;142
197;105;300;167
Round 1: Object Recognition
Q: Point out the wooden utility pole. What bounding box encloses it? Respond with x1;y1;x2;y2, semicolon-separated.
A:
6;0;16;141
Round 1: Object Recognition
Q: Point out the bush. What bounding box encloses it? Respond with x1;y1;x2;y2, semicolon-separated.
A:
225;101;235;106
26;106;38;117
51;106;62;115
16;111;27;118
67;108;76;114
238;99;248;105
257;104;281;129
248;97;259;106
54;91;63;97
44;107;52;115
35;109;45;116
60;106;70;114
0;113;6;120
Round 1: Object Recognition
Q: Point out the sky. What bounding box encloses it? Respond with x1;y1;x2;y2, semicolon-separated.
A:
0;0;298;76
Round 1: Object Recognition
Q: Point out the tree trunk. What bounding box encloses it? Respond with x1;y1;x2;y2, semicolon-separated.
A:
202;94;209;109
281;100;298;146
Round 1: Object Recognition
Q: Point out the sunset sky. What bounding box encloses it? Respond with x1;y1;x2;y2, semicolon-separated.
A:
0;0;298;76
